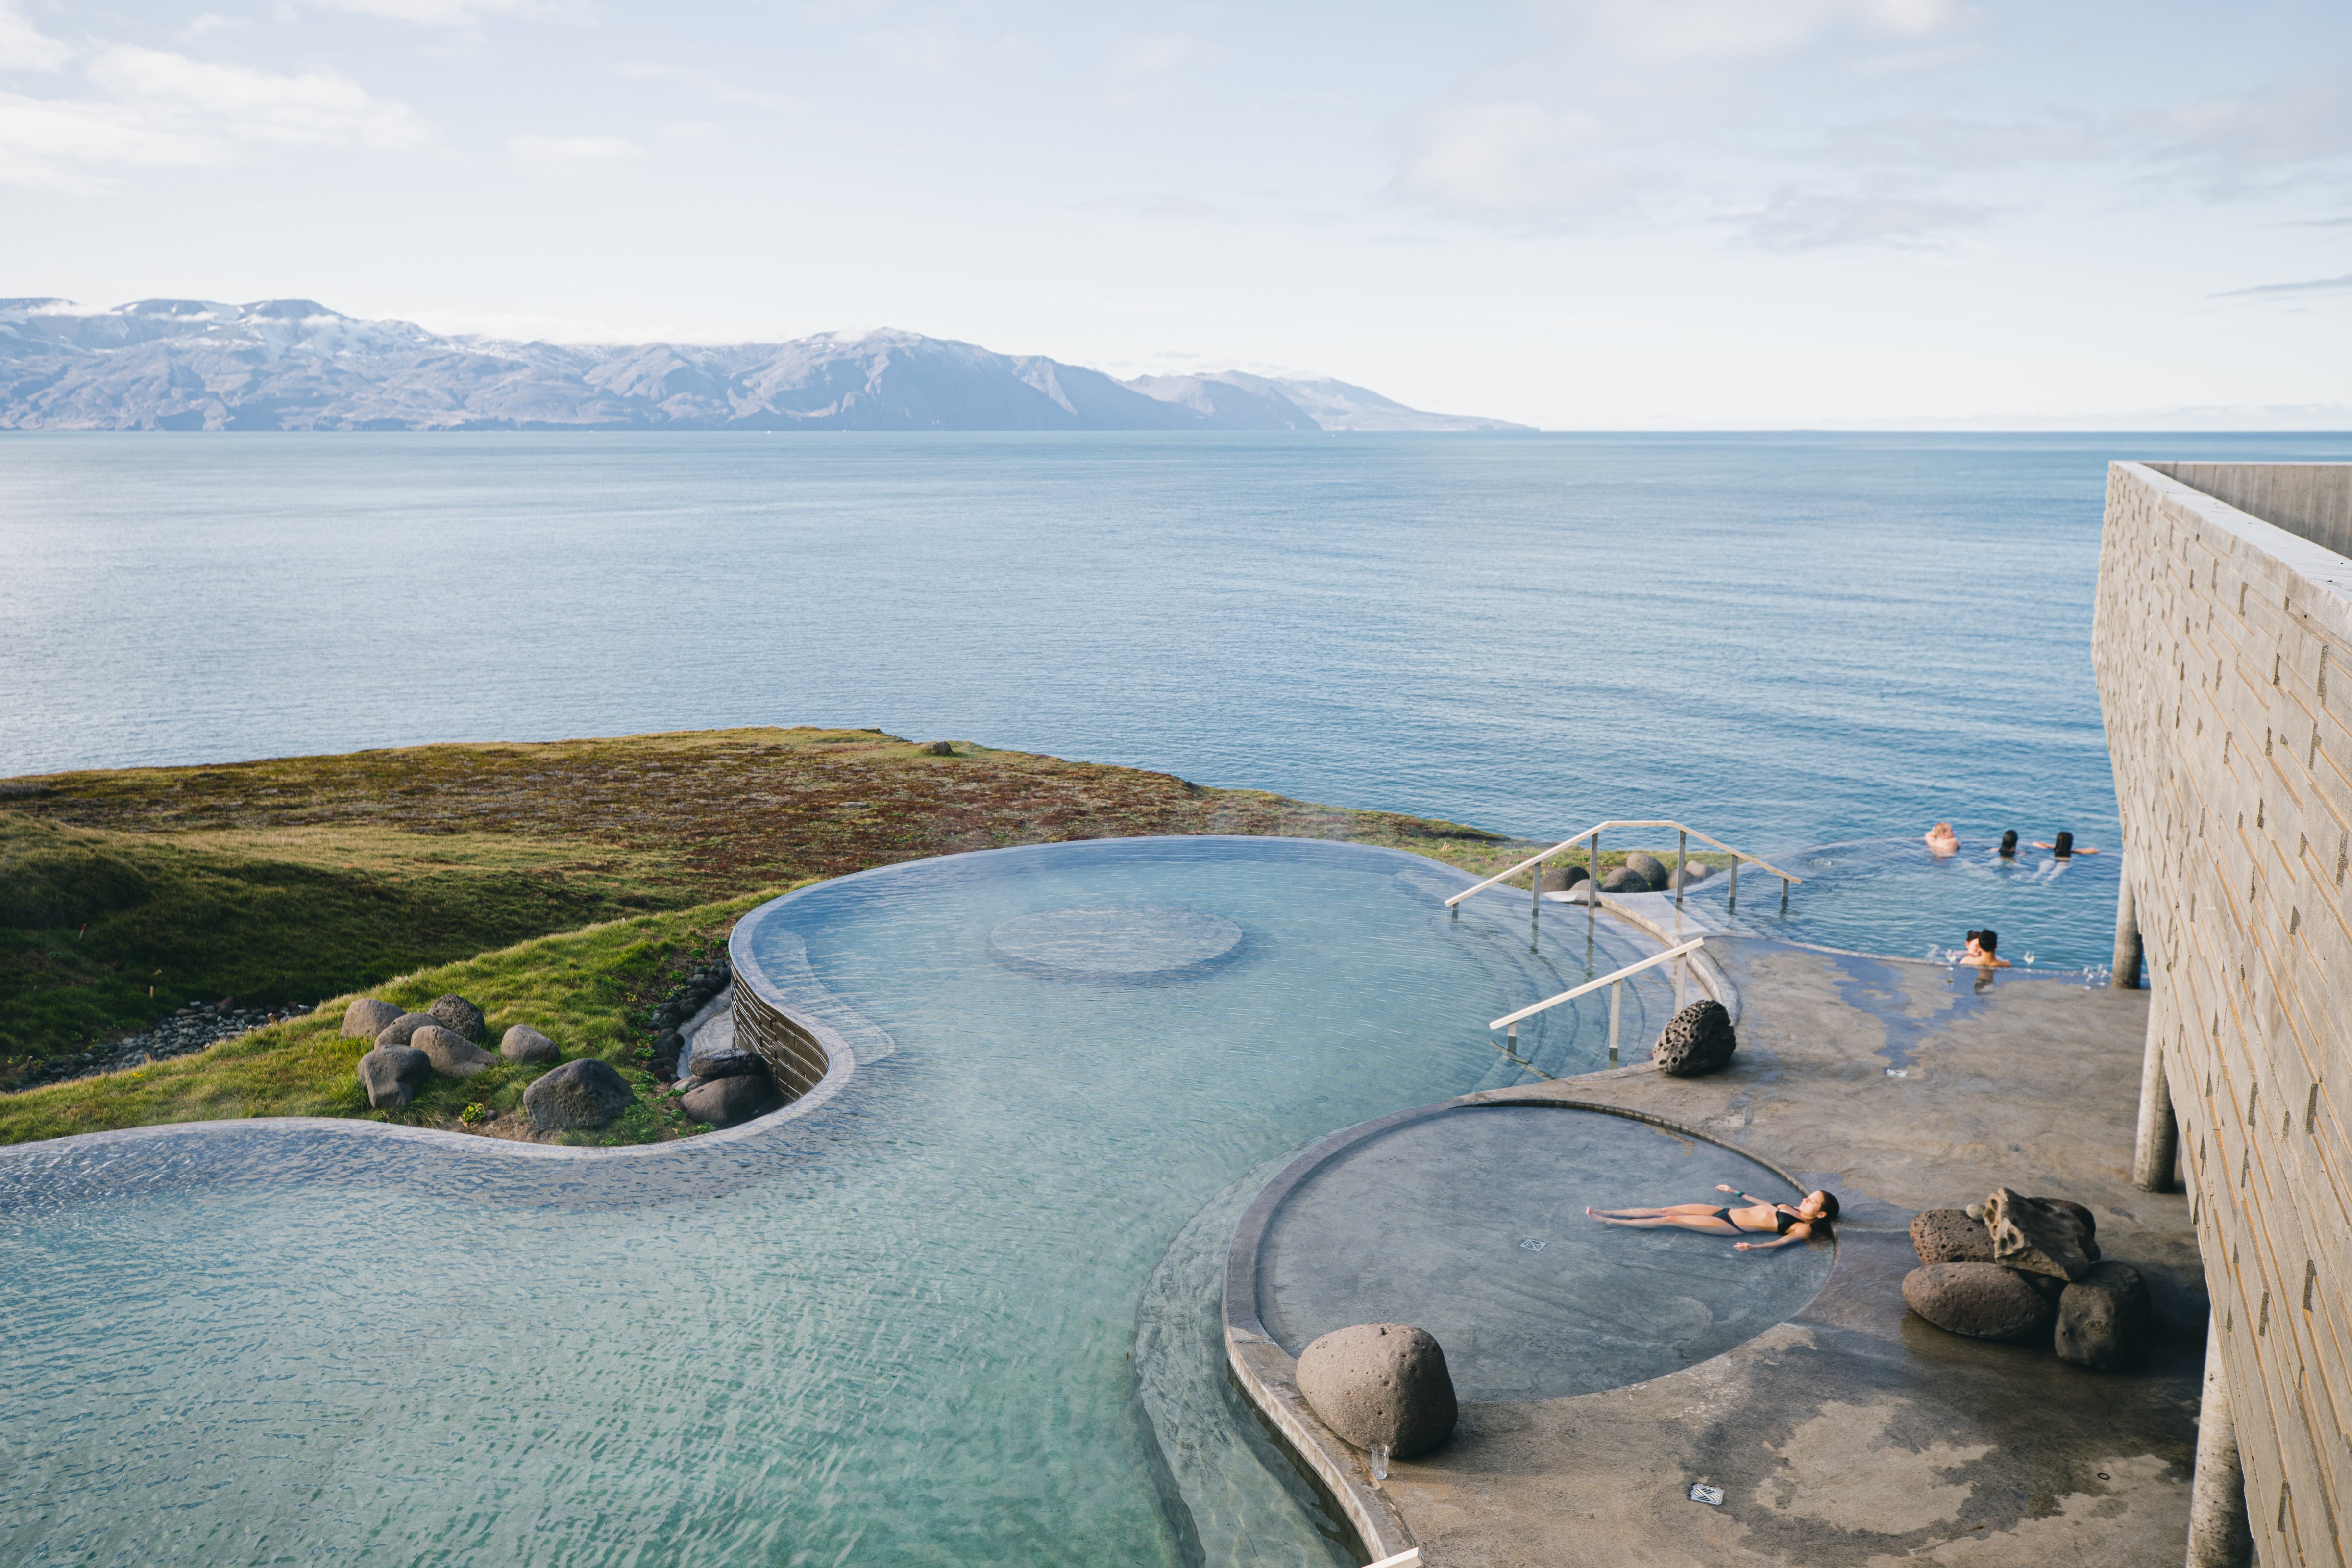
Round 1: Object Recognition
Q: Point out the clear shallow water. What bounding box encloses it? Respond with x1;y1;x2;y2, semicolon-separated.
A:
0;838;1694;1568
1687;836;2126;977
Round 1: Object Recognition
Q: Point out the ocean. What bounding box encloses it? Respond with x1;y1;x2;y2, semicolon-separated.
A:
5;429;2346;853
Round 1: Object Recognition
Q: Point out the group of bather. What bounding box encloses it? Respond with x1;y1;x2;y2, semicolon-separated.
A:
1922;821;2097;969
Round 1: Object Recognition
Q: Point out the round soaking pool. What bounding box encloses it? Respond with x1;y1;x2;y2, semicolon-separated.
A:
0;837;1689;1568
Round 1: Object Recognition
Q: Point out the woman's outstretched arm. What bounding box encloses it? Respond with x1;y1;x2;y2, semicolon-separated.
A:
1734;1225;1813;1251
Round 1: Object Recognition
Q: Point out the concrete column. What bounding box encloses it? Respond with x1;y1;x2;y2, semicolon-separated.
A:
2133;1012;2179;1192
2112;864;2144;990
2186;1315;2254;1568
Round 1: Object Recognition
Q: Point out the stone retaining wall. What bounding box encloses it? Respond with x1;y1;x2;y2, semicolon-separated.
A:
2093;461;2352;1567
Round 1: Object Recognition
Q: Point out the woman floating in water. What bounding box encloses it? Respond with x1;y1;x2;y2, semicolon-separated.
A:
2033;831;2097;858
1924;822;1960;858
1586;1186;1838;1251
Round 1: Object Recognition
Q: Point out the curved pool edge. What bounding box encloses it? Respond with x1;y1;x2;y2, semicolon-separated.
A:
1220;1092;1828;1565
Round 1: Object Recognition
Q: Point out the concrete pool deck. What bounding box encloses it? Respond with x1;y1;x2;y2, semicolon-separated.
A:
1231;932;2203;1568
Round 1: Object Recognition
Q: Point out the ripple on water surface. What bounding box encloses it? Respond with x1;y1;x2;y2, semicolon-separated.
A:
1;837;1694;1568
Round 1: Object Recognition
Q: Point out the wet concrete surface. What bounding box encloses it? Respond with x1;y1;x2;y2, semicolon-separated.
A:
1258;936;2201;1567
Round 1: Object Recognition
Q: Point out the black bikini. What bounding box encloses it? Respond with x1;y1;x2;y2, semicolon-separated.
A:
1716;1205;1800;1234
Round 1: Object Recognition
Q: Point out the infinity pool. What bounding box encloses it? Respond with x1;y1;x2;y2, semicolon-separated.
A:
1687;836;2125;978
2;837;1720;1568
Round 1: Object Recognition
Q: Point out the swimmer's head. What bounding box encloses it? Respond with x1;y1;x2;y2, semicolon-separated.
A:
1999;830;2018;857
2053;831;2074;858
1931;822;1954;835
1977;928;1999;953
1802;1190;1840;1222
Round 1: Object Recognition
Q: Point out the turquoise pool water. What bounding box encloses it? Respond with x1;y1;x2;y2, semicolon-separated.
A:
1685;836;2126;979
0;838;1697;1568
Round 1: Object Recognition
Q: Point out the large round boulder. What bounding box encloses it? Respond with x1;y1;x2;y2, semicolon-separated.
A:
500;1024;560;1065
2055;1262;2152;1370
680;1072;782;1128
374;1012;438;1049
523;1058;635;1131
1623;851;1668;890
1653;999;1737;1077
411;1023;498;1078
341;998;403;1039
1538;865;1589;893
358;1045;430;1109
1902;1263;2055;1341
688;1048;765;1082
427;994;486;1042
1294;1323;1458;1460
1600;866;1648;893
1910;1208;1997;1265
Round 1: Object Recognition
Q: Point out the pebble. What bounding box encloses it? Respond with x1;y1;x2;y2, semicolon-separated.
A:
19;1002;306;1090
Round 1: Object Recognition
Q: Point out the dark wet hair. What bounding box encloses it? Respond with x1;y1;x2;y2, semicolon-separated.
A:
1810;1190;1840;1222
1999;830;2018;856
2053;831;2074;858
1977;928;1999;952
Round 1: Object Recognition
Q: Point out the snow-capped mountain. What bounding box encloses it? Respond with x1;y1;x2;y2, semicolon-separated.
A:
0;299;1528;433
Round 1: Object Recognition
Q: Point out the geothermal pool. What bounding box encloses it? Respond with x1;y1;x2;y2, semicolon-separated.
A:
2;837;1780;1568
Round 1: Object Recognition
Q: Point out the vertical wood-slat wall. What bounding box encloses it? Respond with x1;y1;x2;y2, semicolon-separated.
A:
2094;462;2352;1568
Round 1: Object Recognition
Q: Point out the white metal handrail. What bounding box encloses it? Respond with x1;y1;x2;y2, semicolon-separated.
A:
1443;818;1802;915
1490;937;1704;1030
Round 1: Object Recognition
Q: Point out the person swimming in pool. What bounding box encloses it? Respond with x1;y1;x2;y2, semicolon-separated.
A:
1925;822;1960;857
2032;831;2098;858
1997;830;2019;859
1586;1186;1837;1250
1960;928;2011;968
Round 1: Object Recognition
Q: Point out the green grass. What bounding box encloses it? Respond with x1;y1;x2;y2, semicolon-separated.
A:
0;890;784;1147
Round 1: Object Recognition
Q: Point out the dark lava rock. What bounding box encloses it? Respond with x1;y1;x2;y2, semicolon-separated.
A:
1911;1208;1997;1265
1295;1323;1458;1460
1623;851;1668;890
411;1024;498;1077
359;1046;430;1109
341;999;403;1039
374;1012;437;1049
680;1072;781;1128
1984;1188;2099;1282
500;1025;560;1065
923;739;957;756
1902;1263;2056;1341
1653;999;1737;1077
523;1058;635;1130
2056;1262;2152;1370
1538;865;1589;892
428;994;486;1042
688;1048;766;1081
1600;866;1649;892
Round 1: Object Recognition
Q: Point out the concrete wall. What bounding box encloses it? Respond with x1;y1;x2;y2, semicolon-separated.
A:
2093;462;2352;1568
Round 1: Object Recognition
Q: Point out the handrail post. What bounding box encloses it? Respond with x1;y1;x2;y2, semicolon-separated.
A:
1608;980;1621;1065
1530;853;1541;947
1675;829;1687;907
1589;832;1600;928
1781;874;1790;914
1728;858;1738;913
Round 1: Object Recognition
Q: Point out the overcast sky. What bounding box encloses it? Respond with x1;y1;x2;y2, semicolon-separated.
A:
3;0;2349;428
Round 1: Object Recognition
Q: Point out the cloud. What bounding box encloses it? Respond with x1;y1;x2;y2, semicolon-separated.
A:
306;0;553;24
614;62;796;109
2211;272;2352;301
1549;0;1977;66
1813;112;2106;172
507;133;644;168
2122;66;2352;197
0;46;434;189
1739;185;1988;249
0;1;70;72
1391;101;1665;228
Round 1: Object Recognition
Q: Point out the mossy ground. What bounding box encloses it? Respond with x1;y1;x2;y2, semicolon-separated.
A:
0;724;1716;1144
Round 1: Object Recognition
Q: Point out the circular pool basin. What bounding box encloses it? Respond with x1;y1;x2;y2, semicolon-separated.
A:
1687;836;2123;976
0;836;1690;1568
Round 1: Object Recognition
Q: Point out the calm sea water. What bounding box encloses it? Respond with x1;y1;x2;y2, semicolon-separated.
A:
5;430;2349;941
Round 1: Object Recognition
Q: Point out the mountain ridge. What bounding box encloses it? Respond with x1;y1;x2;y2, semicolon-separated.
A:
0;299;1529;433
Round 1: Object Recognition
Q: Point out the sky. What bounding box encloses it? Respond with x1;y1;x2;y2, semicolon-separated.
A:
2;0;2349;429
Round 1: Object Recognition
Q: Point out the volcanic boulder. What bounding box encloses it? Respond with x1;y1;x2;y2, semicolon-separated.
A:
1295;1323;1458;1460
341;998;403;1039
523;1058;634;1130
1902;1263;2056;1341
1654;999;1737;1077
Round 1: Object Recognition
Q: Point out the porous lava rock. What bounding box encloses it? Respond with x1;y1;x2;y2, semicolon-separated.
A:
1984;1188;2099;1282
374;1012;437;1049
358;1045;430;1109
2056;1262;2152;1370
341;998;403;1039
523;1058;634;1130
500;1025;560;1065
1902;1263;2056;1341
428;994;486;1042
1538;865;1589;892
1623;851;1668;889
1653;999;1737;1077
1910;1208;1998;1265
1295;1323;1458;1460
1600;866;1648;892
680;1072;781;1128
411;1024;498;1078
